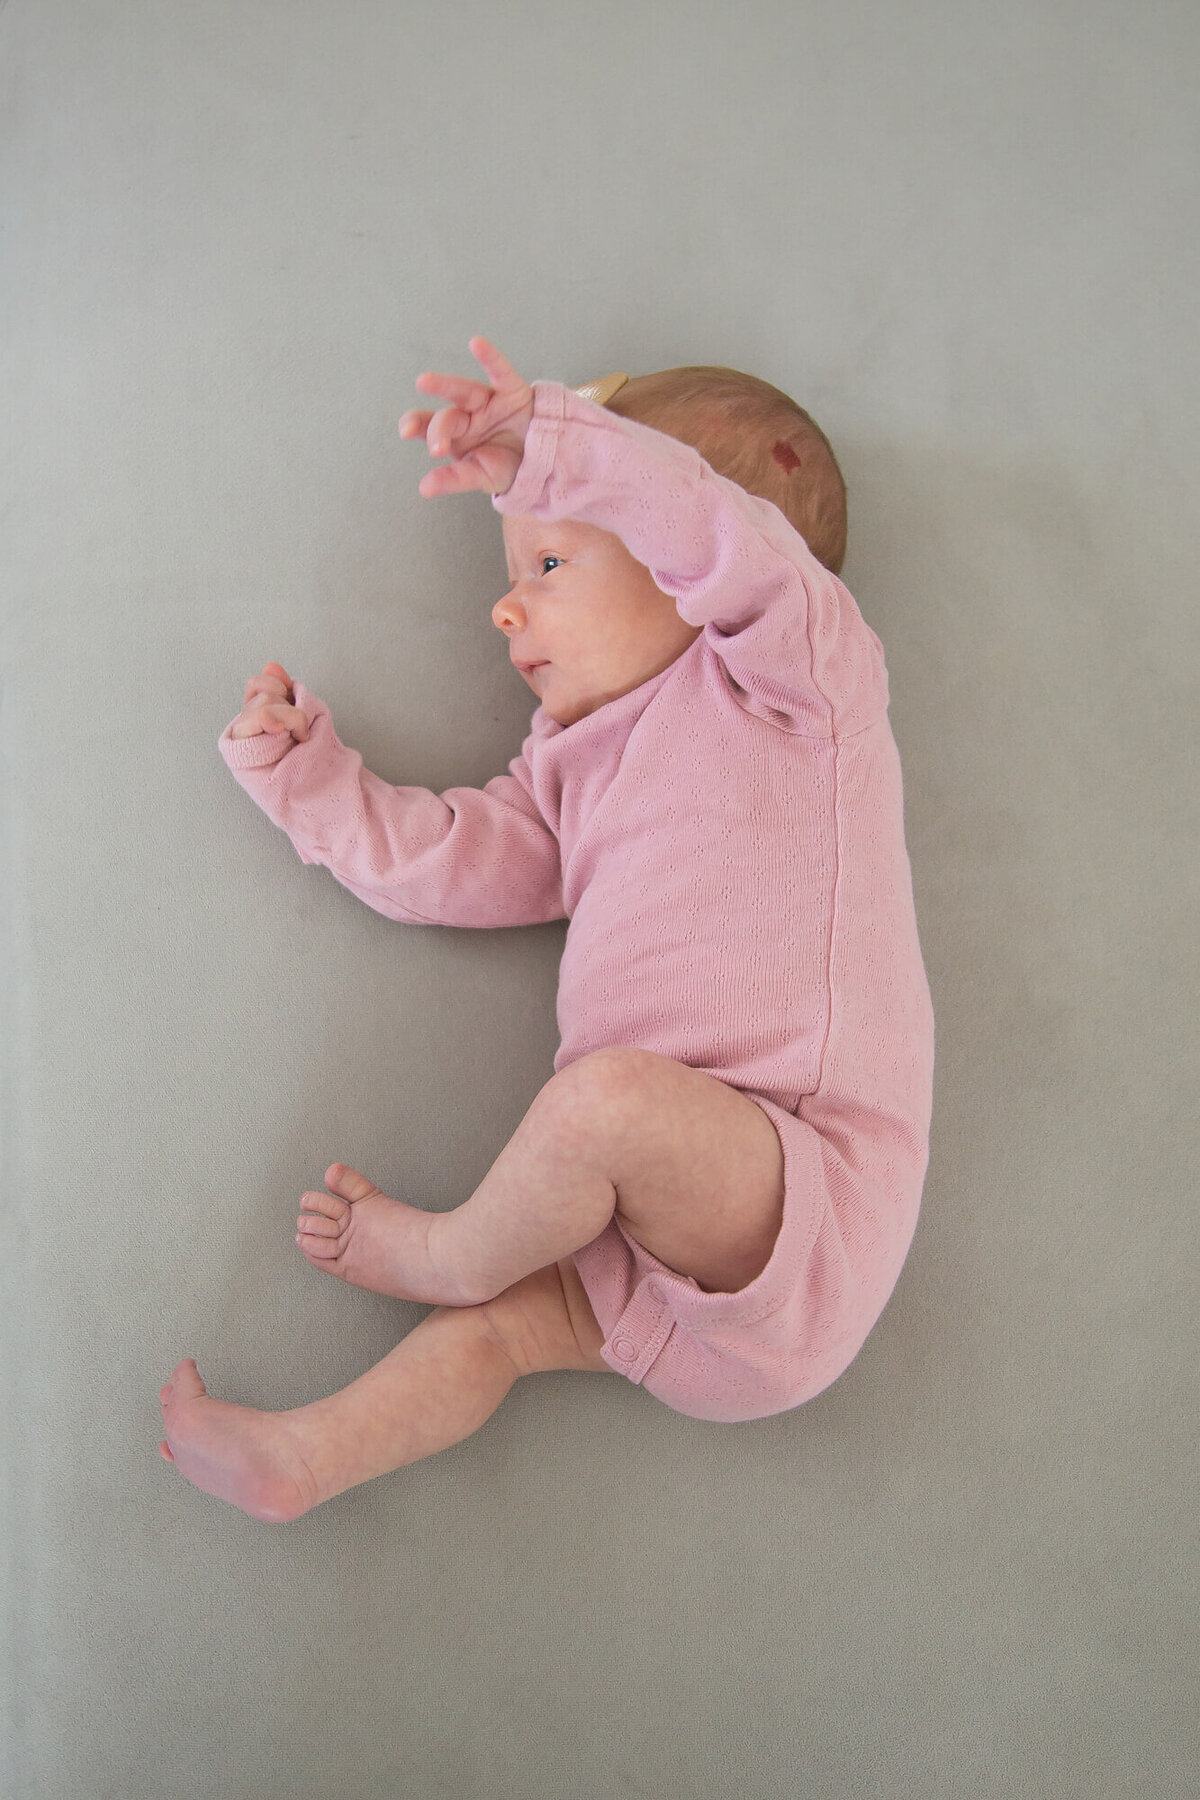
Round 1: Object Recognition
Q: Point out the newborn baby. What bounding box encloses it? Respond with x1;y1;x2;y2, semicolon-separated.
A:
157;338;934;1521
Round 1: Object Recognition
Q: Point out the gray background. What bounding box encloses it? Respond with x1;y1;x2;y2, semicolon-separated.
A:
3;2;1197;1796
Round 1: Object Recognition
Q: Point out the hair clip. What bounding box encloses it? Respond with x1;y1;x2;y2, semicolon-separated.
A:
573;372;629;405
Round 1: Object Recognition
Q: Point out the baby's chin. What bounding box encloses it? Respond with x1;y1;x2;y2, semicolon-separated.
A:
542;666;668;727
539;683;597;729
543;698;591;727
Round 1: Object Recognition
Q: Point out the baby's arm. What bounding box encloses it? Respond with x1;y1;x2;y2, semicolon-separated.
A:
493;382;888;737
218;674;564;929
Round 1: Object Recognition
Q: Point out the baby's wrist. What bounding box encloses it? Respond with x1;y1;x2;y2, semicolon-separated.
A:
491;382;566;516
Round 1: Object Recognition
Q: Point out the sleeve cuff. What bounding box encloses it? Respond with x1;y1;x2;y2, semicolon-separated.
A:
218;724;296;770
492;380;567;516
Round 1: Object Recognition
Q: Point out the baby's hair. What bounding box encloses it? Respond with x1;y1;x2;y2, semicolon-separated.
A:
601;366;847;575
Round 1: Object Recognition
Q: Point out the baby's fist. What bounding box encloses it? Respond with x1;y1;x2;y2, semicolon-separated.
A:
229;662;310;742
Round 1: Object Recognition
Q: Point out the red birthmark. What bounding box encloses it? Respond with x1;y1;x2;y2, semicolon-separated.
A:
772;439;802;473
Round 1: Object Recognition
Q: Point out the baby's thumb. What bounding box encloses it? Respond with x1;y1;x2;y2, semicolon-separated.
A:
286;704;310;742
258;703;308;741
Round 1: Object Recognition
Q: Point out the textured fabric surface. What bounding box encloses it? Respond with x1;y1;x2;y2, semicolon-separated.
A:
220;382;934;1416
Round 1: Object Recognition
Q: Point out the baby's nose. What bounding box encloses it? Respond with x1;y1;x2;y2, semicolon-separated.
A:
492;592;526;632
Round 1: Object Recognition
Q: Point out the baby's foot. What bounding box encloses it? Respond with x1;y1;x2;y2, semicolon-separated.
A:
158;1359;321;1523
295;1163;469;1305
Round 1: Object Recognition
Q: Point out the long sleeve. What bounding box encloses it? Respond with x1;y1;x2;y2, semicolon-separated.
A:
218;680;565;927
493;380;888;737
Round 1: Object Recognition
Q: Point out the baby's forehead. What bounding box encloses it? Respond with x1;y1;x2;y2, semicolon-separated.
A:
502;513;593;546
501;513;602;566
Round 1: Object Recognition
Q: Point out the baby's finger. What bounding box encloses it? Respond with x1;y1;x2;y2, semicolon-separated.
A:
425;404;473;460
259;702;310;741
417;457;495;499
244;663;292;700
398;407;436;439
412;369;494;414
467;336;525;392
244;674;289;705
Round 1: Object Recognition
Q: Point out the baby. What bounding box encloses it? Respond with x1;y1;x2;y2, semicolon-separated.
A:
158;337;934;1521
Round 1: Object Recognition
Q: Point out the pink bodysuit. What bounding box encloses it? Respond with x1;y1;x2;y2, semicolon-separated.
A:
219;380;935;1423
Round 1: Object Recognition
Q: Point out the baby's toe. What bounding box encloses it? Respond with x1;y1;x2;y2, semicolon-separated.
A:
297;1208;343;1237
299;1187;349;1220
168;1358;207;1400
324;1163;383;1203
297;1231;340;1261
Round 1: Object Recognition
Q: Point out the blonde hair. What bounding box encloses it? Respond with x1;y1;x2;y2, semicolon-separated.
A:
599;365;847;575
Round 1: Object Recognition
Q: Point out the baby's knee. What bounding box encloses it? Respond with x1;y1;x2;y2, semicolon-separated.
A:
478;1261;610;1378
538;1046;667;1137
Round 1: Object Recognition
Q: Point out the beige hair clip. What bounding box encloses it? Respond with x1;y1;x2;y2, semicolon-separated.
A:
573;372;629;405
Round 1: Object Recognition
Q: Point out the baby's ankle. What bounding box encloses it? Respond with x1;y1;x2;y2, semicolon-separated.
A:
423;1212;495;1308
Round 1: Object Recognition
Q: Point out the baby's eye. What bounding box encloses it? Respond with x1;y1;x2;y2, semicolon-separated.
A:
540;556;562;575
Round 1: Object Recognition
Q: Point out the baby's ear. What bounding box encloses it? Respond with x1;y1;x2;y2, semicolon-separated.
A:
574;373;629;405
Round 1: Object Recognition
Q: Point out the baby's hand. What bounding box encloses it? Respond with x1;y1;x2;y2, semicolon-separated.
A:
398;336;534;499
228;662;310;742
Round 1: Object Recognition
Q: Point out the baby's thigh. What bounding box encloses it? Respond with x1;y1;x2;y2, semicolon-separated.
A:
559;1048;786;1295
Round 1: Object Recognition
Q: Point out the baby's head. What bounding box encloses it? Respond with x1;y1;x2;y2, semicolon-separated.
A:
495;363;847;728
602;364;847;575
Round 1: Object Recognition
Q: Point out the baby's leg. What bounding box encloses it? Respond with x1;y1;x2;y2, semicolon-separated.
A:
299;1047;785;1306
434;1047;786;1298
158;1259;610;1521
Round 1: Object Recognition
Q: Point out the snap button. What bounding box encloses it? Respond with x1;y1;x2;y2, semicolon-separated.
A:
611;1335;637;1362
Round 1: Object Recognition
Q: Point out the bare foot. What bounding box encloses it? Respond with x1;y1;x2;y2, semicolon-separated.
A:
295;1163;469;1304
158;1359;322;1522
